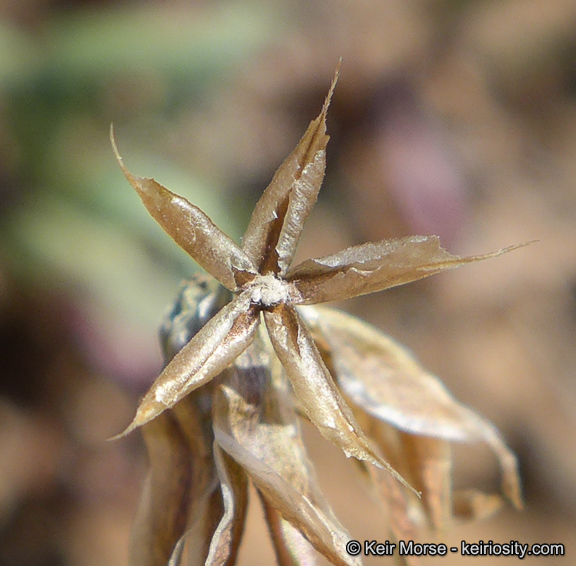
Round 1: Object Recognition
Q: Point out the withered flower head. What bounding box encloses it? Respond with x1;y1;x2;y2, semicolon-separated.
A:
112;66;524;566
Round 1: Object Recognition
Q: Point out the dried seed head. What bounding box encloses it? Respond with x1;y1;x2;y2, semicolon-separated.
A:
116;62;525;566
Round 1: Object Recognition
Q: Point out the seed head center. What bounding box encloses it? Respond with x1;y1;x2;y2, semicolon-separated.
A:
251;274;290;307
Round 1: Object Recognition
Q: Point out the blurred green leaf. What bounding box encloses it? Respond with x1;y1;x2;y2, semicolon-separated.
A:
0;21;41;89
47;3;277;90
3;191;177;326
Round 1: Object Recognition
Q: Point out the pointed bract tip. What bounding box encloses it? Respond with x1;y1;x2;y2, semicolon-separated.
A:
362;442;420;498
493;240;537;257
109;123;120;161
107;419;139;442
321;60;342;118
109;124;138;185
108;397;172;441
464;239;538;265
384;460;421;499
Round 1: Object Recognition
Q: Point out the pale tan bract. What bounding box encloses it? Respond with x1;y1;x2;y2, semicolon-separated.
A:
112;66;524;566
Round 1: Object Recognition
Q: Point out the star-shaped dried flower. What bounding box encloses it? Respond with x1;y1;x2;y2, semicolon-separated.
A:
112;66;524;566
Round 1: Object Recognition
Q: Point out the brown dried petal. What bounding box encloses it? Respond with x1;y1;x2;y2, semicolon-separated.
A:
163;442;246;566
461;413;523;510
129;412;194;566
241;66;338;275
353;423;424;566
452;489;505;522
212;333;360;566
302;306;487;439
129;395;219;566
111;129;256;290
203;444;248;566
215;427;360;566
289;236;527;304
398;434;452;531
364;459;423;554
168;396;225;566
264;304;415;495
115;291;260;437
301;306;522;509
259;496;325;566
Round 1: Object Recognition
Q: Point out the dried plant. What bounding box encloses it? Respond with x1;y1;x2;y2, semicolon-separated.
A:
111;66;523;566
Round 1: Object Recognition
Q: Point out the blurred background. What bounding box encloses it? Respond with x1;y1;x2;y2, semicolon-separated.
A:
0;0;575;564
